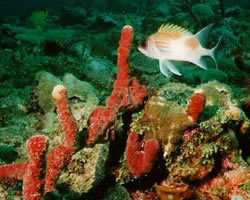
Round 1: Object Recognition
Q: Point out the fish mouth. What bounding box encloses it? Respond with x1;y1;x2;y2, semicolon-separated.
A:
138;46;147;56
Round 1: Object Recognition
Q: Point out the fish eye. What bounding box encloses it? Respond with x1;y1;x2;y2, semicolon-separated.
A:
140;39;147;48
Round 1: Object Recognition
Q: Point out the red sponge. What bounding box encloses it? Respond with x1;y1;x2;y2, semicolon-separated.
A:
126;132;159;178
186;93;206;123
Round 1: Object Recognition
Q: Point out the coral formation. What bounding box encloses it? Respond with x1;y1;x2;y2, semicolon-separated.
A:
87;25;149;145
44;85;78;193
126;131;159;178
0;84;78;198
0;24;150;199
23;136;48;200
35;71;62;113
0;135;47;200
186;93;206;123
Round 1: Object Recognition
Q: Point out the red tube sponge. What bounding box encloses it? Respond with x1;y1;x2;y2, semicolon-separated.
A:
44;85;78;193
23;135;47;200
186;93;206;123
126;132;159;178
0;135;47;200
87;25;149;145
0;162;28;181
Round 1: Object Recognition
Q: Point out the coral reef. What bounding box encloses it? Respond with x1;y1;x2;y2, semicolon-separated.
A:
0;0;250;198
151;81;250;199
0;84;79;198
0;24;149;199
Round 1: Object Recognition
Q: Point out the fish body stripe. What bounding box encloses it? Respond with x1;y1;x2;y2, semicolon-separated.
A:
184;37;200;50
153;32;183;49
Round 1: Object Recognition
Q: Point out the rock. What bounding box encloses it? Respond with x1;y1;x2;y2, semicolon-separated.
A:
192;3;215;23
35;71;99;113
63;73;99;105
69;41;86;57
102;183;132;200
57;143;110;196
35;71;62;113
96;15;118;28
209;28;239;57
84;57;116;89
60;7;87;26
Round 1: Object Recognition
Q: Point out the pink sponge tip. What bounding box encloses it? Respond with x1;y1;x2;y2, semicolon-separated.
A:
26;135;47;159
52;85;66;102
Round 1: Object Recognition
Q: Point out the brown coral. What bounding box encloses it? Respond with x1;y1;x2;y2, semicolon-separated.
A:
142;96;193;158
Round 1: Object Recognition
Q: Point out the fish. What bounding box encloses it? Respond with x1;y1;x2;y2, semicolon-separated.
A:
138;23;221;77
27;8;50;30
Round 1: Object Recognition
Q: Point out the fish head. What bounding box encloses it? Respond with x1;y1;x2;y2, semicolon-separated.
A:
138;38;150;56
138;36;159;59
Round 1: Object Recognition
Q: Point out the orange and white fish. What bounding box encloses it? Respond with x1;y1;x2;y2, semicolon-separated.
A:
138;23;221;77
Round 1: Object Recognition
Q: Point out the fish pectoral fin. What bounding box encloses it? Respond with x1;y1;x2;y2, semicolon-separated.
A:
190;57;208;70
159;60;169;77
160;59;182;77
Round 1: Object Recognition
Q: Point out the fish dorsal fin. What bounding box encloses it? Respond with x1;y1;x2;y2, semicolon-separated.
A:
158;23;190;34
195;23;214;46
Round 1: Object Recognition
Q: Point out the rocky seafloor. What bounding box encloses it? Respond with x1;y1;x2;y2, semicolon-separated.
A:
0;0;249;199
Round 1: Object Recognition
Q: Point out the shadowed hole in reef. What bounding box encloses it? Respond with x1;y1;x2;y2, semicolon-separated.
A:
198;105;219;122
43;40;64;56
0;145;18;163
235;130;250;162
44;191;63;200
107;111;133;167
184;152;222;188
124;147;168;193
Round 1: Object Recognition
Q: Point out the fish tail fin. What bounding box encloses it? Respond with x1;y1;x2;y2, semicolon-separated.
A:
210;37;222;69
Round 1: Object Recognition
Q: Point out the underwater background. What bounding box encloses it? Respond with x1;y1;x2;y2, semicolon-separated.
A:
0;0;249;200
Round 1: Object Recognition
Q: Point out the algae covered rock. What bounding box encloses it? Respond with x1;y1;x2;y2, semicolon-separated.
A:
192;3;215;23
130;83;195;159
0;86;38;146
102;183;132;200
83;56;117;88
35;71;62;113
160;81;249;183
35;71;99;113
57;142;110;196
63;73;99;105
142;96;193;157
210;28;239;57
